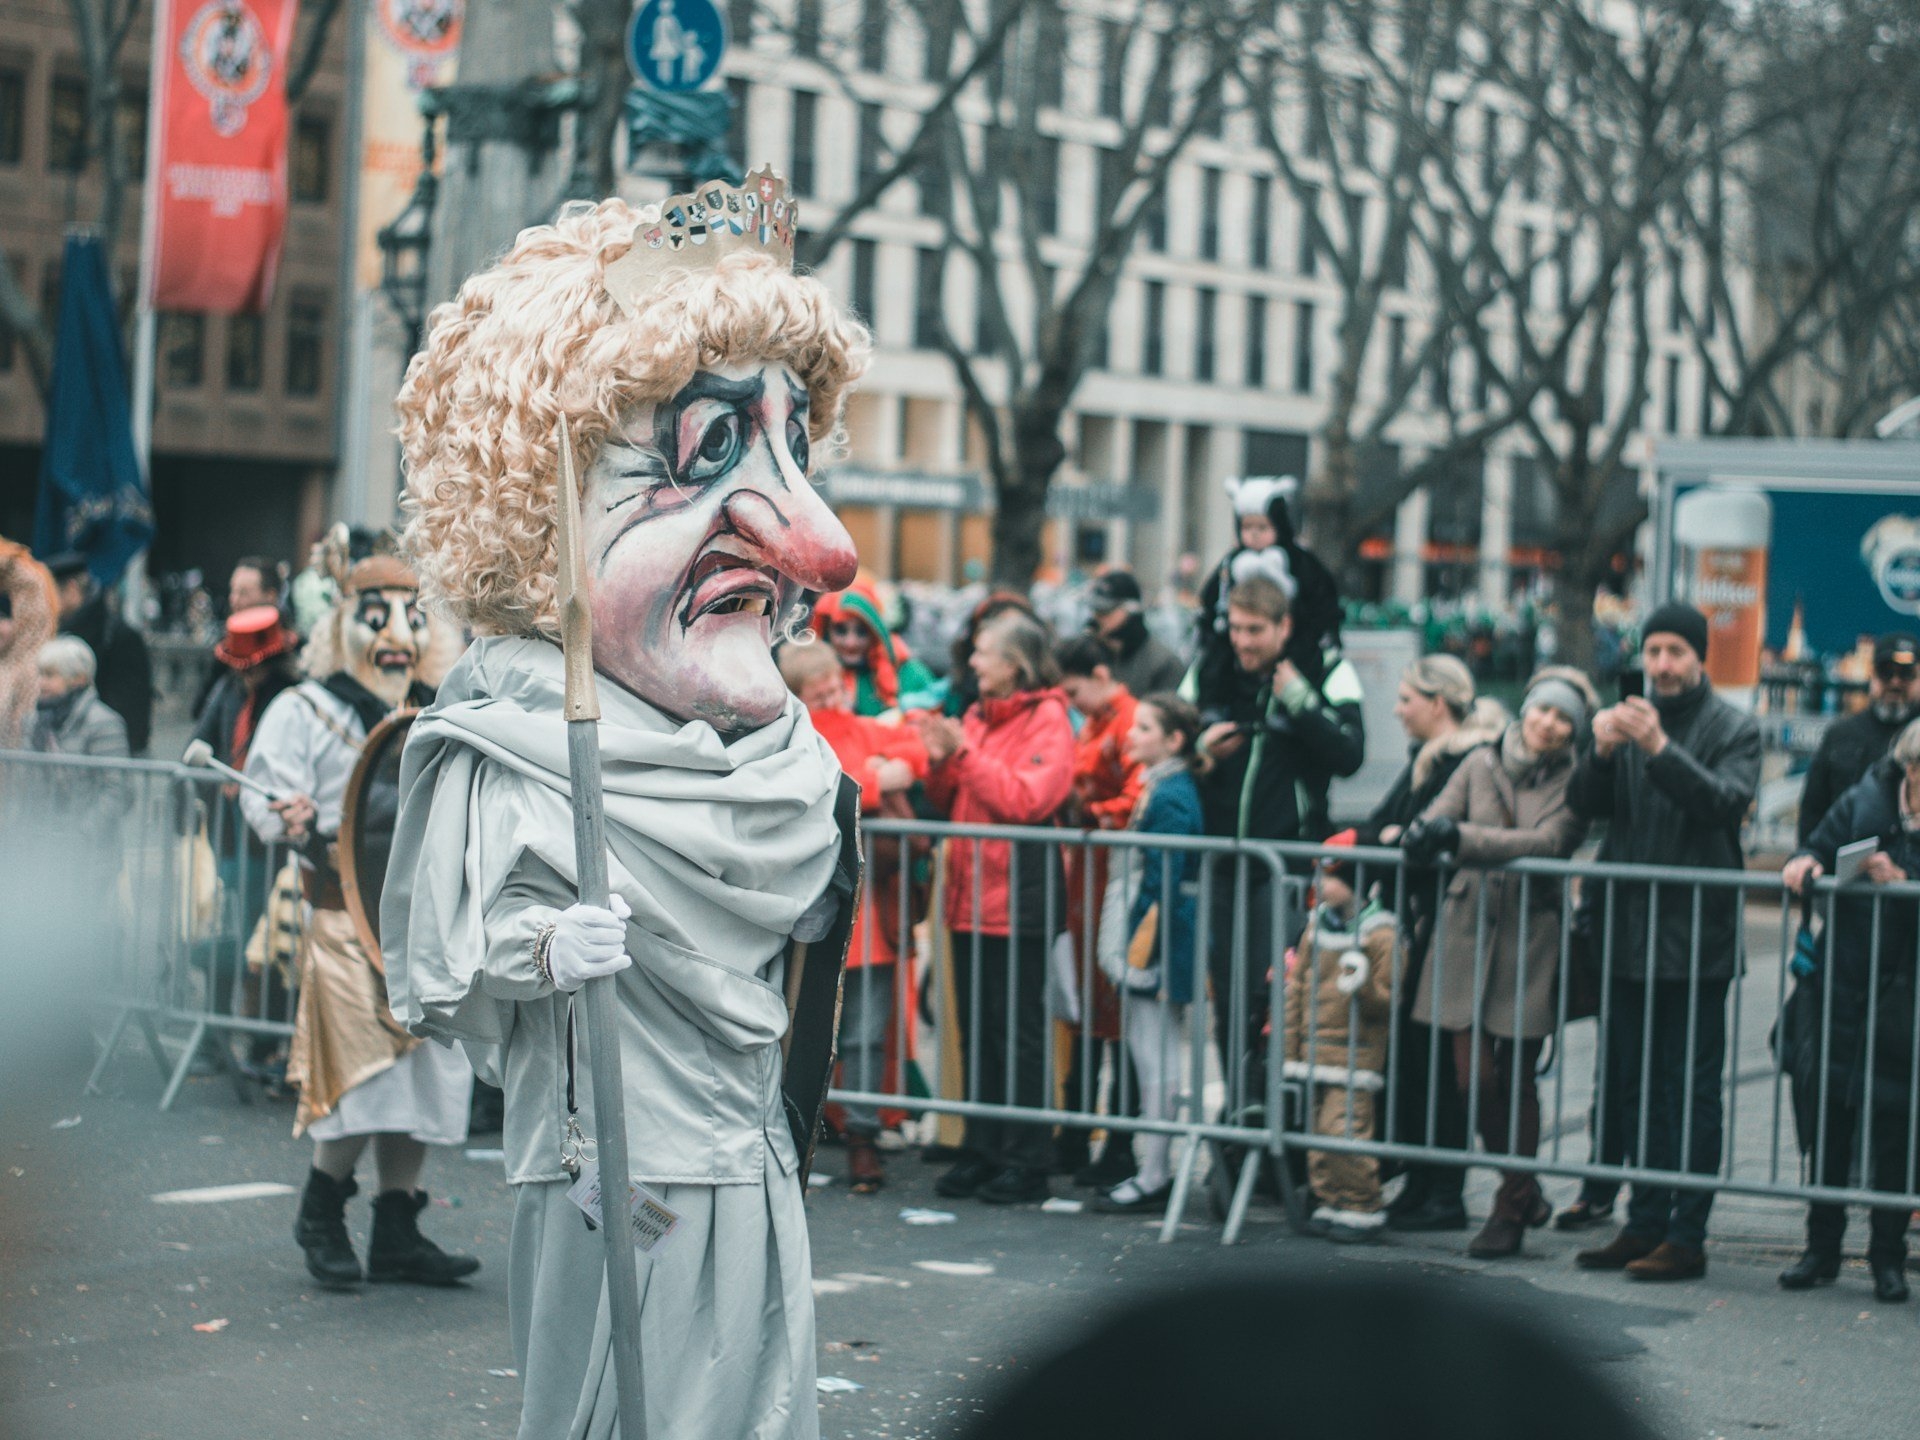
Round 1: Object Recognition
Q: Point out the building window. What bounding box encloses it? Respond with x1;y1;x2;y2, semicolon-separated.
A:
1516;224;1537;309
727;0;753;46
922;3;955;81
0;66;25;165
1250;176;1271;269
0;254;21;370
790;92;816;195
1142;280;1164;376
286;290;326;397
1244;295;1266;387
1472;347;1490;412
1426;343;1449;411
49;73;87;173
1701;370;1716;435
914;248;943;350
1194;286;1216;381
1199;169;1221;261
1143;189;1165;252
292;113;330;204
117;87;147;177
856;103;884;191
1296;184;1320;276
1342;190;1365;254
225;313;263;392
1292;300;1314;393
161;312;204;388
1387;314;1407;393
1666;260;1686;333
1479;109;1500;194
793;0;822;58
1031;136;1059;234
850;238;877;322
859;0;889;71
1099;20;1125;120
40;265;60;334
1663;354;1681;434
1556;231;1574;312
727;77;750;161
1033;3;1065;110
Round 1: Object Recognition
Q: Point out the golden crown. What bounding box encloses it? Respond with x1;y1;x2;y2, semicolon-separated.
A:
602;165;799;317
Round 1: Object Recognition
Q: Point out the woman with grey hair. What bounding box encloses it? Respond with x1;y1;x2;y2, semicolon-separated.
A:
1778;717;1920;1303
916;612;1075;1204
28;636;130;837
1402;665;1599;1258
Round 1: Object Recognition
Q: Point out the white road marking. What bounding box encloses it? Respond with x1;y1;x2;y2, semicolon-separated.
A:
150;1182;297;1205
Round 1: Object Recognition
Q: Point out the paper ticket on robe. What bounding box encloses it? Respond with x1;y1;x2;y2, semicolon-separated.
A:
565;1162;682;1256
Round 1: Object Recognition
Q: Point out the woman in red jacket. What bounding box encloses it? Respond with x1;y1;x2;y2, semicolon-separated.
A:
781;641;929;1194
916;612;1075;1204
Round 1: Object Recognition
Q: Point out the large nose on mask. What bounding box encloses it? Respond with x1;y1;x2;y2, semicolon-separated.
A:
725;475;859;595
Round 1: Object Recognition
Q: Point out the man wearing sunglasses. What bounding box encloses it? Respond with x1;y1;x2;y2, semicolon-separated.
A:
1798;633;1920;844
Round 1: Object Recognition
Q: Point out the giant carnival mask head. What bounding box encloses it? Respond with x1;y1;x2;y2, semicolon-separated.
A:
307;527;426;710
395;169;866;735
342;558;426;708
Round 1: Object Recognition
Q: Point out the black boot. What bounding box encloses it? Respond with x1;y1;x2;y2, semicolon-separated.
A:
294;1168;363;1289
1777;1249;1840;1290
367;1190;481;1285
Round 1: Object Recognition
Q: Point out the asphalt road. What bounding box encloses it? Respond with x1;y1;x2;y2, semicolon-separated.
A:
3;1042;1916;1440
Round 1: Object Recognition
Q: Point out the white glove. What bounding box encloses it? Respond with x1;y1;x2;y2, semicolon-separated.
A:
1335;950;1369;997
546;895;633;993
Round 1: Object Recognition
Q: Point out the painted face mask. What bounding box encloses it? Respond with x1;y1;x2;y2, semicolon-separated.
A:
345;585;427;708
580;360;859;733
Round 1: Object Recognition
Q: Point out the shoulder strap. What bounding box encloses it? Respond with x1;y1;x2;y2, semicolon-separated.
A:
295;686;366;754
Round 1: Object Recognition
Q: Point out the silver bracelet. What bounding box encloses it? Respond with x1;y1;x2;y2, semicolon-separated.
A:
531;922;559;986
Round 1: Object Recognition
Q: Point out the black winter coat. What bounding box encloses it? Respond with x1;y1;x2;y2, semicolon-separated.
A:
1197;655;1365;844
1567;682;1761;983
1798;706;1915;845
1794;761;1920;1112
60;592;153;755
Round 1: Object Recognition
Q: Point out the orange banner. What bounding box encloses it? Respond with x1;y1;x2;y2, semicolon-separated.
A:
146;0;298;313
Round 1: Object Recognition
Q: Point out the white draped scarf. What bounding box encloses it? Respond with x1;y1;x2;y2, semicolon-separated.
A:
382;635;844;1048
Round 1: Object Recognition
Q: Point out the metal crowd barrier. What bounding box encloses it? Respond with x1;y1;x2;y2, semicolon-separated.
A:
10;749;1919;1249
842;818;1920;1244
0;747;301;1110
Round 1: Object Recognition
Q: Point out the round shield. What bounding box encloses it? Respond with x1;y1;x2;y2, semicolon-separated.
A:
338;708;418;969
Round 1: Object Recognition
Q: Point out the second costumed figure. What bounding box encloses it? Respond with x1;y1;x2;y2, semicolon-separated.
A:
383;169;867;1439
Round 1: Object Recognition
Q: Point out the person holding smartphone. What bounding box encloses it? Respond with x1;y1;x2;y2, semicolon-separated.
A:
1563;604;1761;1283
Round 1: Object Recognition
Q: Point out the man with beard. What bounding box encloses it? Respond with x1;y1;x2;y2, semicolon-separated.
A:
1797;633;1920;843
242;534;477;1291
382;174;866;1439
1567;603;1760;1283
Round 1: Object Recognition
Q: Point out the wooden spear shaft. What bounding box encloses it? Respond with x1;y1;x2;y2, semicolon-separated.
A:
555;416;649;1436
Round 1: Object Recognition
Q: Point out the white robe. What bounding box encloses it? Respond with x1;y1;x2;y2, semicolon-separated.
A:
243;680;473;1144
383;636;844;1440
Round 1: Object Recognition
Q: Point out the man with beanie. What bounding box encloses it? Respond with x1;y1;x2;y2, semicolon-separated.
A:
1567;602;1760;1282
1797;633;1920;843
1086;570;1187;698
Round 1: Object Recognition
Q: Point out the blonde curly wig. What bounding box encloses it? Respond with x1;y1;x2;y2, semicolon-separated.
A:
396;198;870;637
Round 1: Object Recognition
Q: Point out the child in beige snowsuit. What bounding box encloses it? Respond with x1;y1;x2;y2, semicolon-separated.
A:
1282;851;1401;1240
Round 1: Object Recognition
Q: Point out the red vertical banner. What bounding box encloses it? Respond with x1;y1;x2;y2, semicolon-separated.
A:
146;0;298;313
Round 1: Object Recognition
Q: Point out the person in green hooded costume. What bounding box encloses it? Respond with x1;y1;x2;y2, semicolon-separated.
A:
815;578;940;718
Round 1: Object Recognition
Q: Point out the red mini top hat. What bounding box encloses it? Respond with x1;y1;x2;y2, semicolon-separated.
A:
215;605;297;670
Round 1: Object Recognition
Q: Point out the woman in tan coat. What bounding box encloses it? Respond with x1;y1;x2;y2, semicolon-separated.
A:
1402;666;1598;1258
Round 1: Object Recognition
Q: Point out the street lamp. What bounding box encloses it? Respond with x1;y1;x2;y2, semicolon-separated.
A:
376;119;439;357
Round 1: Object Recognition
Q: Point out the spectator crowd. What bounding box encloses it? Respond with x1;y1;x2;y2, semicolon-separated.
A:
4;473;1919;1302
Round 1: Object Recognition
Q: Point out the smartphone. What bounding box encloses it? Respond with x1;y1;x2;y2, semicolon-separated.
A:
1619;669;1645;702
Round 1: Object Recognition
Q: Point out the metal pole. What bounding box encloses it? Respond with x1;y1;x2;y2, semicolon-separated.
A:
555;418;648;1437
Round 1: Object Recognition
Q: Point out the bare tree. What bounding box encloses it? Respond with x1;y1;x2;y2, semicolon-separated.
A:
950;1;1262;588
1424;0;1734;666
1243;0;1542;582
1682;0;1920;439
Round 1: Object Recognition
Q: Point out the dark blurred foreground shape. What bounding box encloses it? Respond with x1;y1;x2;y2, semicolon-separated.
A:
954;1274;1661;1440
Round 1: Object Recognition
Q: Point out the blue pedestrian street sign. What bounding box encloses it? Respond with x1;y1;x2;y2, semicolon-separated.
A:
628;0;727;93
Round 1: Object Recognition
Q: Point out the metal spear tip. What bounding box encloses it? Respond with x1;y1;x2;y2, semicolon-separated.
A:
182;739;215;768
